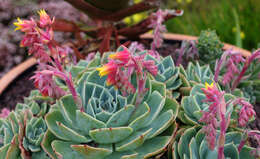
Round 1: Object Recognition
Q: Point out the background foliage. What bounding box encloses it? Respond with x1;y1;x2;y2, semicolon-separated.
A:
165;0;260;50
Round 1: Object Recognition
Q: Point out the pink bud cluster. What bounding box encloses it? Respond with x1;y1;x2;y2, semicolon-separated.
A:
232;98;256;127
149;9;168;60
15;10;79;105
214;49;245;85
14;10;56;62
31;69;65;98
149;9;168;51
199;83;229;159
97;46;158;103
0;108;10;118
199;83;226;151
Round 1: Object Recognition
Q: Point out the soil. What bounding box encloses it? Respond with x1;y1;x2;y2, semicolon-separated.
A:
0;66;36;110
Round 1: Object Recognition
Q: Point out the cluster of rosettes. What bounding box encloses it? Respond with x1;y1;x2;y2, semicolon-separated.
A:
97;46;158;96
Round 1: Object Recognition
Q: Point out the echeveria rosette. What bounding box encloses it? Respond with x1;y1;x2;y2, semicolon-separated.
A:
172;126;255;159
0;109;49;159
43;55;179;158
179;62;214;87
145;54;183;98
178;83;249;126
16;90;52;117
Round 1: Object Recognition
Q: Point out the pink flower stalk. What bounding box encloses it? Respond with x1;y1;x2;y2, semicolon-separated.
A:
149;9;183;60
30;70;65;98
200;82;228;159
149;9;168;51
176;40;198;66
232;49;260;90
214;49;245;85
15;9;81;107
129;42;144;53
97;45;158;105
232;98;256;127
0;108;10;118
13;9;61;62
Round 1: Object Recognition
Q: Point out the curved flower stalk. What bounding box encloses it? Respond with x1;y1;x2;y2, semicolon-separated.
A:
214;49;245;86
214;48;260;103
42;47;179;159
0;108;49;159
14;10;81;106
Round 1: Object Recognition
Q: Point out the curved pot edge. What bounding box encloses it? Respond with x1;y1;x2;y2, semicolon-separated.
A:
0;57;37;95
141;33;252;58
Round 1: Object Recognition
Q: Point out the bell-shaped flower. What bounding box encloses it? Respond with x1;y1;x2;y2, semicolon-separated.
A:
14;18;36;32
96;61;118;77
109;46;131;64
38;9;54;27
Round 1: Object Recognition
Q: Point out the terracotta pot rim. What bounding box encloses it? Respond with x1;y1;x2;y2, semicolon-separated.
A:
0;33;252;95
0;57;37;95
141;33;252;58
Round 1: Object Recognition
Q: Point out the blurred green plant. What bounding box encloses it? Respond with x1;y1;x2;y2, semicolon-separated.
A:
166;0;260;50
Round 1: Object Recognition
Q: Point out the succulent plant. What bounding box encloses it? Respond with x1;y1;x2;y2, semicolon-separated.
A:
178;83;247;126
197;29;224;67
172;126;255;159
16;90;52;117
42;53;180;159
144;54;183;98
179;62;214;87
0;109;49;159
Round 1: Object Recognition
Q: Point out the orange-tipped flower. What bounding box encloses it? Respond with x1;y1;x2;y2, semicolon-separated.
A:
205;82;214;90
96;61;117;77
38;9;53;27
109;46;130;63
13;18;24;31
14;18;35;32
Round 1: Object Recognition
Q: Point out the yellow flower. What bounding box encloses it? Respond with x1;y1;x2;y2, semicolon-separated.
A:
177;0;182;3
13;18;24;31
240;32;245;39
96;61;117;77
186;0;192;3
205;82;214;90
38;9;48;17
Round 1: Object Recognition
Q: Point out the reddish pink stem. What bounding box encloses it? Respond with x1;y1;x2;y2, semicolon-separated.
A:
238;139;247;152
231;50;260;91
